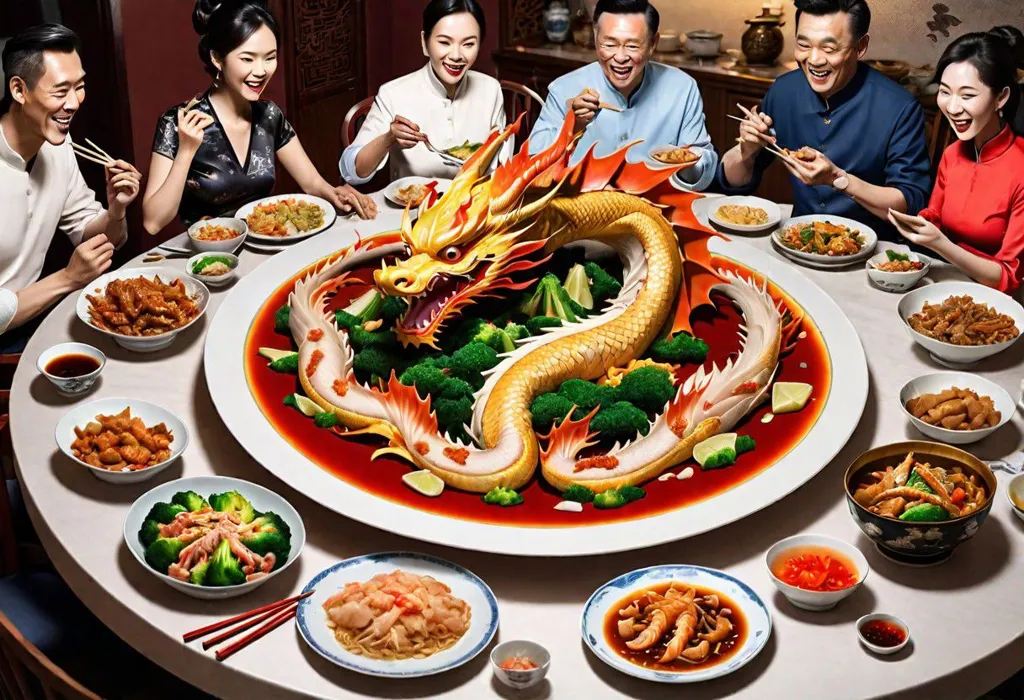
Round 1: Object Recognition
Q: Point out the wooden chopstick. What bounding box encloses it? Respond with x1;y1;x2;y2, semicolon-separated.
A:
214;603;297;662
182;590;314;643
84;138;115;163
71;145;113;167
599;102;622;113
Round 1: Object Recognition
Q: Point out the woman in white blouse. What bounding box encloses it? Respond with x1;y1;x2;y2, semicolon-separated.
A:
339;0;510;185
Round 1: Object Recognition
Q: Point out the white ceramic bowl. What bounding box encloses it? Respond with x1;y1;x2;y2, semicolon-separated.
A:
36;342;105;396
774;215;878;266
897;282;1024;367
765;534;869;611
77;266;210;352
187;217;248;253
55;397;189;484
898;372;1013;445
856;613;910;655
123;475;306;599
708;196;783;233
865;250;930;293
186;252;239;288
491;640;551;690
1005;473;1024;524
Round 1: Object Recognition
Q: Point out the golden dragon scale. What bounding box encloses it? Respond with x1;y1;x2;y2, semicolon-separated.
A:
288;112;799;494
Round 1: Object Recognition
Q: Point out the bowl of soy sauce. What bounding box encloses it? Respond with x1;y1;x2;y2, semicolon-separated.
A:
36;342;105;396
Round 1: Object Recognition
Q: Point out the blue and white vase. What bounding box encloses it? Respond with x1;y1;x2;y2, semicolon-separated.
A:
544;1;571;43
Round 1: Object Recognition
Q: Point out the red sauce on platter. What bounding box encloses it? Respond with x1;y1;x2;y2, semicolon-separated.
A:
602;582;747;673
771;546;859;592
243;256;832;527
44;354;100;378
860;620;907;648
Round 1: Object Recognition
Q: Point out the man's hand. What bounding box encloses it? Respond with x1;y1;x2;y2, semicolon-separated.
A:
782;149;842;188
329;184;378;220
388;115;426;149
735;104;775;161
63;235;114;289
104;159;142;217
568;88;601;132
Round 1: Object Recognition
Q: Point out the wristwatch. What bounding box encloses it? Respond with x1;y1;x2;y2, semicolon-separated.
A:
832;170;850;191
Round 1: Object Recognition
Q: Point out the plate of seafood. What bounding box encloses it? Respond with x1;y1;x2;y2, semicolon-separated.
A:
708;196;782;233
205;113;867;556
296;552;498;678
581;564;771;683
235;194;336;243
772;215;877;267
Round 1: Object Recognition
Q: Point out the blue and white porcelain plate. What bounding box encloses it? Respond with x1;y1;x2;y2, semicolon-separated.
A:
296;552;499;678
581;565;772;683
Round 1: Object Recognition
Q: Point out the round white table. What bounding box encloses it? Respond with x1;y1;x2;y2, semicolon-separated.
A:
10;192;1024;699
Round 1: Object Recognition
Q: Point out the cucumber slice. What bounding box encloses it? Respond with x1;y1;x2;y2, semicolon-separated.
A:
693;433;737;467
258;347;297;362
285;394;321;417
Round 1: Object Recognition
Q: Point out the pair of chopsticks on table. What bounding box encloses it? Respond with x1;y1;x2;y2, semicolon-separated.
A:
182;590;314;661
728;104;799;166
71;138;119;168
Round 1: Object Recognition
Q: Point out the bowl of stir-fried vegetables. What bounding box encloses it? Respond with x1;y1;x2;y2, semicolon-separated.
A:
866;249;930;292
773;215;877;267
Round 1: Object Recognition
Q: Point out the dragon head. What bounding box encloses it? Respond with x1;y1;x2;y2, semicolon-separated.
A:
376;115;580;348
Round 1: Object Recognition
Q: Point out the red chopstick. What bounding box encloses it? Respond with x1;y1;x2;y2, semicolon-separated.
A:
214;603;297;662
201;605;287;650
182;590;313;643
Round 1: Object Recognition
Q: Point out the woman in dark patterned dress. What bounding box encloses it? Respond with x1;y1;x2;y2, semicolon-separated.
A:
142;0;376;232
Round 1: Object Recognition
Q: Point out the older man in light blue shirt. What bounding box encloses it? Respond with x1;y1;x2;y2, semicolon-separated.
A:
528;0;717;191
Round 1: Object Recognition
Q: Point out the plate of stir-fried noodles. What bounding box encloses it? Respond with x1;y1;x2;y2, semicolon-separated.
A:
235;194;336;243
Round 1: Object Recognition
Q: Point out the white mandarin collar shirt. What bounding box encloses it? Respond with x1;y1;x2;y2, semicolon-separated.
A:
0;123;106;333
340;63;511;185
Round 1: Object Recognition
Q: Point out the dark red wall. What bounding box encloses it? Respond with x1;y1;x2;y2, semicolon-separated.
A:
365;0;499;93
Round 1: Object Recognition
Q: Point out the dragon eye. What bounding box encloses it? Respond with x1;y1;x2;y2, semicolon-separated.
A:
441;245;462;262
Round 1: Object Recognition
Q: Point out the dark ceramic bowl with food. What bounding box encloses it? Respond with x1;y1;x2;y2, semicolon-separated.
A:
187;252;239;287
845;441;995;566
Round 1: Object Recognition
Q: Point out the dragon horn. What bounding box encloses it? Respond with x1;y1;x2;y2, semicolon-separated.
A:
489;112;579;216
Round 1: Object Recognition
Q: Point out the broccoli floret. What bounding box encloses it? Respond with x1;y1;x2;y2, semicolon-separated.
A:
171;491;208;512
144;537;186;573
583;262;621;302
618;485;646;503
475;322;516;354
563;484;595;503
240;512;292;565
736;435;756;454
144;501;187;525
334;309;360;332
381;295;408;322
434;396;473;439
189;559;211;586
269;354;299;374
343;289;383;323
274;305;290;334
314;411;339;429
138;519;162;548
249;512;292;539
616;367;676;414
206;538;246;587
399;363;449;398
563;263;595;310
525;316;563;334
438;377;474;400
591;402;650;442
503;322;529;343
348;325;398;349
208;490;256;524
520;273;577;322
431;354;452;370
529;393;575;431
648;332;709;364
558;379;616;411
593;489;626;509
448;342;499;388
353;347;408;381
567;299;590;319
483;486;524;507
701;447;737;470
283;394;299;409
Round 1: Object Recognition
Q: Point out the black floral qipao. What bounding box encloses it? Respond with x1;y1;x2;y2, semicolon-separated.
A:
152;93;296;226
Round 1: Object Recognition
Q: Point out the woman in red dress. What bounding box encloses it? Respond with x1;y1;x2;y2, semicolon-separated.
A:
889;27;1024;294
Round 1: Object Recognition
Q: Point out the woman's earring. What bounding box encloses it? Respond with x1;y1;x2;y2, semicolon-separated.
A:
215;70;222;87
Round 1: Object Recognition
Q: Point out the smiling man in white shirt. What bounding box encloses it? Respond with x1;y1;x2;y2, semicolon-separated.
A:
0;24;142;344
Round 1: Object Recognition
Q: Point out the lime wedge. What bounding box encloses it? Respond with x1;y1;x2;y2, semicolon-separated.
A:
258;347;296;362
402;470;444;497
292;394;321;417
772;382;813;414
693;433;737;467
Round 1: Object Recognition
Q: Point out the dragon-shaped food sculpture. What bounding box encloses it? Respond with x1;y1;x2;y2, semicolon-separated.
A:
286;113;800;495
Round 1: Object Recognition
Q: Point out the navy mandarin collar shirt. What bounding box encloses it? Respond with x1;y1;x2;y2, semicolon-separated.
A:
717;63;931;241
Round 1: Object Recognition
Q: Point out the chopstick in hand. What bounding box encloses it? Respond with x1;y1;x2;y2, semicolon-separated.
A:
598;102;622;113
182;590;314;643
214;603;297;662
71;141;113;167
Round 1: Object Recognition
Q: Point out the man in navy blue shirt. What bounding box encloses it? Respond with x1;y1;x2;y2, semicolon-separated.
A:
717;0;930;240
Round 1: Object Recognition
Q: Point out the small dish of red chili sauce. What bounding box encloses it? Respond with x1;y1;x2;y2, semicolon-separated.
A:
857;614;910;655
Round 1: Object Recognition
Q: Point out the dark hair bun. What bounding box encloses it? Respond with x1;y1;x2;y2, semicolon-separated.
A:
987;25;1024;66
192;0;278;77
192;0;223;36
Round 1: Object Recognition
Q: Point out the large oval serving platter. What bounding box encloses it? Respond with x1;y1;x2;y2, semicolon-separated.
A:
581;565;771;683
295;552;498;678
204;220;867;557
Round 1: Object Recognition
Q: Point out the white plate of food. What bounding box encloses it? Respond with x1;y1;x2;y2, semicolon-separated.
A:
581;564;771;683
773;215;877;267
55;397;188;484
384;177;452;209
235;194;336;243
899;371;1014;444
187;217;248;253
897;281;1024;367
708;196;782;233
296;552;498;678
649;145;701;167
865;248;930;292
77;267;210;352
122;475;305;600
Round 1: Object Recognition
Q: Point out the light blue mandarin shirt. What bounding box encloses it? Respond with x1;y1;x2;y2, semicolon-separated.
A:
528;61;718;191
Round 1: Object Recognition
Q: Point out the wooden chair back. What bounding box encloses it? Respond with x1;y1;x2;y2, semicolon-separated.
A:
927;109;954;181
0;609;100;700
341;96;375;150
500;80;544;152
